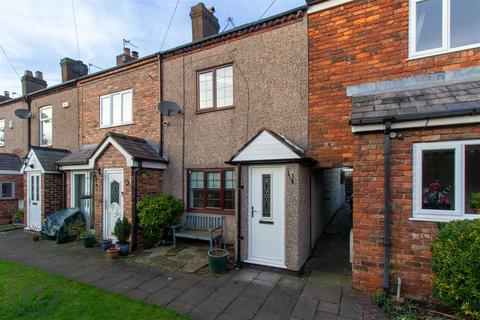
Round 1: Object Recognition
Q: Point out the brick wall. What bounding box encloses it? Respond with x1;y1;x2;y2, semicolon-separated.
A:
79;60;160;146
42;173;65;219
353;124;480;298
308;0;480;168
136;169;162;200
0;174;23;224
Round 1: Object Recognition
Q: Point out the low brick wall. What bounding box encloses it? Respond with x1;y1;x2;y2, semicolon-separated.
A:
0;174;23;224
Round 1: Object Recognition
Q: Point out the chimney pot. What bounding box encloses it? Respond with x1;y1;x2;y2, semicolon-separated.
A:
124;47;131;56
24;70;33;77
190;3;220;41
131;51;139;59
35;71;43;80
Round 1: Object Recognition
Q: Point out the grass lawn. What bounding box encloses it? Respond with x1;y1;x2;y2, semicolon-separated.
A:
0;260;190;320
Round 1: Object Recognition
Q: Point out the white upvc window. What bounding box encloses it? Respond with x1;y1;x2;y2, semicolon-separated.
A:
99;89;133;128
0;119;5;147
409;0;480;58
39;106;53;146
412;140;480;222
0;182;15;199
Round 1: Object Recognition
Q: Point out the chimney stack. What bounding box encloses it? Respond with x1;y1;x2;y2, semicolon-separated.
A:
21;70;48;96
60;58;88;82
0;91;11;103
116;47;137;66
190;3;220;42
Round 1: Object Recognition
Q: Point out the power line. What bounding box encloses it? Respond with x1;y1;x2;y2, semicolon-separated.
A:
160;0;180;51
258;0;277;20
71;0;81;59
0;45;21;80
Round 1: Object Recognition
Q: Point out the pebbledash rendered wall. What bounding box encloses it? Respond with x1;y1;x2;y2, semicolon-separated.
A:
307;0;480;296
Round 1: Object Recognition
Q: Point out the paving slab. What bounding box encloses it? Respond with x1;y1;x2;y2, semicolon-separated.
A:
339;296;362;319
147;286;183;306
137;275;173;293
189;296;231;320
126;288;150;301
290;295;319;320
175;284;214;305
223;294;266;319
168;274;202;290
167;300;195;314
317;300;340;315
231;268;260;284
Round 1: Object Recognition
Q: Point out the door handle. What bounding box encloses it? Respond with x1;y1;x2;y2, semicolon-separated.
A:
251;206;258;217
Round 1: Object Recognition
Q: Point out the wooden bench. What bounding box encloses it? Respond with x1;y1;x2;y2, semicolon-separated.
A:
172;213;223;249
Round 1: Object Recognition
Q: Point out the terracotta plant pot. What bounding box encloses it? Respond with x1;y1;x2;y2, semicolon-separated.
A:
474;208;480;214
106;247;120;259
32;233;40;241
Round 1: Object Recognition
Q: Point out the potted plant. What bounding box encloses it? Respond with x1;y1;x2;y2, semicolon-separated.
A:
106;247;120;259
114;217;131;255
79;230;96;248
208;248;229;274
32;232;40;241
14;209;24;224
100;238;113;251
470;192;480;214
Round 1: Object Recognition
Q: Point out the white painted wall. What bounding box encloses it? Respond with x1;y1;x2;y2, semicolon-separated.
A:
232;131;300;162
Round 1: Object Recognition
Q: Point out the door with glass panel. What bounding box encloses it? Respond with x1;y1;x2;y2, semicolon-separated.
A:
27;172;41;231
72;172;93;231
103;169;123;239
248;166;285;268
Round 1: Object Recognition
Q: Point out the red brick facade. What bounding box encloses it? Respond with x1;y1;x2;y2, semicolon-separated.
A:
41;173;65;219
0;174;23;224
308;0;480;297
308;0;480;168
353;125;480;297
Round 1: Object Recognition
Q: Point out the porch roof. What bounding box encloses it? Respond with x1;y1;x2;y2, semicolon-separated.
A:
56;144;97;165
22;147;71;173
0;153;22;172
350;80;480;126
227;129;316;165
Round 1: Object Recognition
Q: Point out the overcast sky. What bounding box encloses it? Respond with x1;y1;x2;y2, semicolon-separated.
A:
0;0;305;96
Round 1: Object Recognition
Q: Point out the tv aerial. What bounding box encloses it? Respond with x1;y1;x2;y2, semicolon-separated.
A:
157;101;182;116
14;109;32;119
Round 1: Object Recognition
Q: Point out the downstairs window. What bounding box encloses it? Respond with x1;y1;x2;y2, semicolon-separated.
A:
413;140;480;221
188;169;235;213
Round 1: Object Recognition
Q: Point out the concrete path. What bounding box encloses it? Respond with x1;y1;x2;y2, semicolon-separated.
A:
0;216;363;319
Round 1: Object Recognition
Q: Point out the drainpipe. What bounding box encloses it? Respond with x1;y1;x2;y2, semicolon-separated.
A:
132;161;142;251
157;54;164;157
25;95;32;151
383;121;392;293
236;164;243;267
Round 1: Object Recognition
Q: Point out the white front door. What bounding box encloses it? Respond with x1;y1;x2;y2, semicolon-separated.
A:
103;169;123;239
27;172;41;231
247;166;286;268
72;172;93;231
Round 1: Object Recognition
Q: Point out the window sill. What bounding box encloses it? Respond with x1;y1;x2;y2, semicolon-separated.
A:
410;214;480;223
408;43;480;61
196;106;235;114
187;208;235;215
40;144;53;148
99;122;134;129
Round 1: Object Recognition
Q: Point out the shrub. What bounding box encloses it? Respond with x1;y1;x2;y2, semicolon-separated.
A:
431;219;480;319
66;219;86;240
14;209;24;223
137;193;183;247
470;192;480;210
113;217;131;244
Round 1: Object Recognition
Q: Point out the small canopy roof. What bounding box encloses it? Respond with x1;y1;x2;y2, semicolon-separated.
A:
227;129;316;165
0;153;22;173
21;146;70;174
58;132;168;170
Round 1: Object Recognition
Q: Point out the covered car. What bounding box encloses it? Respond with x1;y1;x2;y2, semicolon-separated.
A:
41;208;86;244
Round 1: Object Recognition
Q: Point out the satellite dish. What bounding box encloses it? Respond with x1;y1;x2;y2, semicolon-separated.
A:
14;109;32;119
157;101;182;116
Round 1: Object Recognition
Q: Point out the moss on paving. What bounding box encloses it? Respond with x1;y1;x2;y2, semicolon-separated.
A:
0;259;190;320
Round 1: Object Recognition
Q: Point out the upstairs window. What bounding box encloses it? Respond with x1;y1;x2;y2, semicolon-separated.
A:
413;140;480;221
0;182;15;199
39;106;52;146
188;169;235;213
0;119;5;146
410;0;480;58
100;89;133;127
197;65;233;111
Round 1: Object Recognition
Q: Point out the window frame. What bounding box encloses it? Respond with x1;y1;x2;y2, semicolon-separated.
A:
0;182;15;200
39;106;53;147
187;168;235;214
0;119;5;147
412;139;480;222
196;64;234;113
99;89;133;128
409;0;480;59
